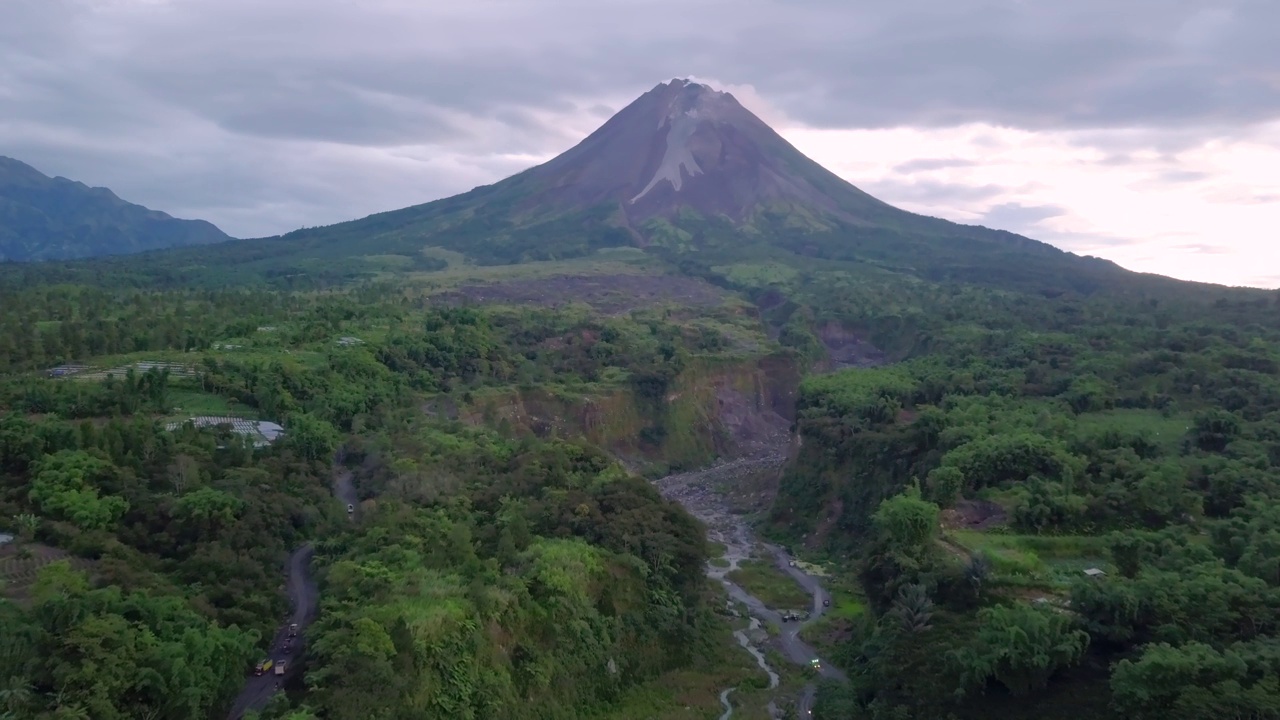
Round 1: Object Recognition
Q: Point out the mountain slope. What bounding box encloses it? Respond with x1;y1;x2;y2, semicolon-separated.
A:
0;156;231;262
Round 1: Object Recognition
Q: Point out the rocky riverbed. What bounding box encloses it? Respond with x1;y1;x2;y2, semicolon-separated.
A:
654;443;843;719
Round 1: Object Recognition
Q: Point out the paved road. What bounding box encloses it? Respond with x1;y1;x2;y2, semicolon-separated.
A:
224;544;318;719
225;466;354;718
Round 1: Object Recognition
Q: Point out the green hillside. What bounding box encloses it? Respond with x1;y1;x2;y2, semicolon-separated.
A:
0;156;230;262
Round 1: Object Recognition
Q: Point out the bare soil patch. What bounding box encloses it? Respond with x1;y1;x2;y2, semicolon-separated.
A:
433;273;730;315
940;499;1009;530
815;321;887;368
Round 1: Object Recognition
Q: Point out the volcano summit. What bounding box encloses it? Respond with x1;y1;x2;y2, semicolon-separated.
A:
520;78;894;226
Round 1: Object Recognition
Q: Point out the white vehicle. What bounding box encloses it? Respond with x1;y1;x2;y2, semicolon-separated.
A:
346;503;354;514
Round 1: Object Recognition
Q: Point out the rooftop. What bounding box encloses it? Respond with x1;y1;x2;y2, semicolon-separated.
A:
166;416;285;447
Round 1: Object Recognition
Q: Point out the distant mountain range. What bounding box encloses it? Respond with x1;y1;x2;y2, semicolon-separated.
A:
0;156;231;262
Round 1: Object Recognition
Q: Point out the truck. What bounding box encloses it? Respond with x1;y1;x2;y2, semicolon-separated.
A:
274;661;286;676
254;659;273;676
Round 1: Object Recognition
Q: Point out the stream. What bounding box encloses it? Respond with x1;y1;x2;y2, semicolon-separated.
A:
655;455;847;719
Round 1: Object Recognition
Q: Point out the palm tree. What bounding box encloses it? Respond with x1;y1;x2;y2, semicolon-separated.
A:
0;676;33;719
892;583;935;634
11;514;38;544
965;553;992;598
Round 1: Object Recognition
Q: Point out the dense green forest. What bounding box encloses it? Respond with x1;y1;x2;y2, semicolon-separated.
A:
0;277;759;719
3;231;1279;720
767;281;1280;719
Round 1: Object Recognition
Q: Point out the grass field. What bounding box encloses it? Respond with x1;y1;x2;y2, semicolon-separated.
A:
166;389;250;418
1073;408;1192;452
711;262;801;289
408;247;660;288
949;530;1110;589
728;560;811;610
797;569;866;659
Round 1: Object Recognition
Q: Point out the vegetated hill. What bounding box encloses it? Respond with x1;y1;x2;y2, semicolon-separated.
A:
0;155;231;262
0;80;1221;299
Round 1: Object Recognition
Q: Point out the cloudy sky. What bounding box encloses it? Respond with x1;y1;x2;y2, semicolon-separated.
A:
3;0;1278;287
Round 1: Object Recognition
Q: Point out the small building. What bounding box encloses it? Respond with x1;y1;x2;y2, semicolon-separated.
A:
165;416;285;447
46;363;90;378
336;336;364;346
1083;568;1106;578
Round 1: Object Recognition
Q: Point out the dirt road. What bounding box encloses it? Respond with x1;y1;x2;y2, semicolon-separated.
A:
334;468;358;519
224;544;318;720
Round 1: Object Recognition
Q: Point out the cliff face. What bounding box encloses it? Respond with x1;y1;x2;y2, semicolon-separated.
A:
463;353;802;472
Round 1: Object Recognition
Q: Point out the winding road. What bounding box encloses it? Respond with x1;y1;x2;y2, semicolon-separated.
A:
656;458;848;718
224;468;356;719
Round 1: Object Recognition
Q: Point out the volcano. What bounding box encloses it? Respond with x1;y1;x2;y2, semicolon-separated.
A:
48;78;1147;295
518;78;895;226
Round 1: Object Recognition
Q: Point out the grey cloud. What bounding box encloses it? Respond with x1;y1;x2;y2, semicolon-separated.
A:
863;179;1011;206
1127;169;1214;191
1202;189;1280;205
208;86;463;146
1;0;1277;239
1245;274;1280;289
981;203;1068;229
1171;243;1233;254
1030;229;1144;252
893;158;978;173
1157;170;1213;183
968;203;1137;255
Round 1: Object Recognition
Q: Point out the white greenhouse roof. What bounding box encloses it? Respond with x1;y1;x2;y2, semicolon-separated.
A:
166;417;285;447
